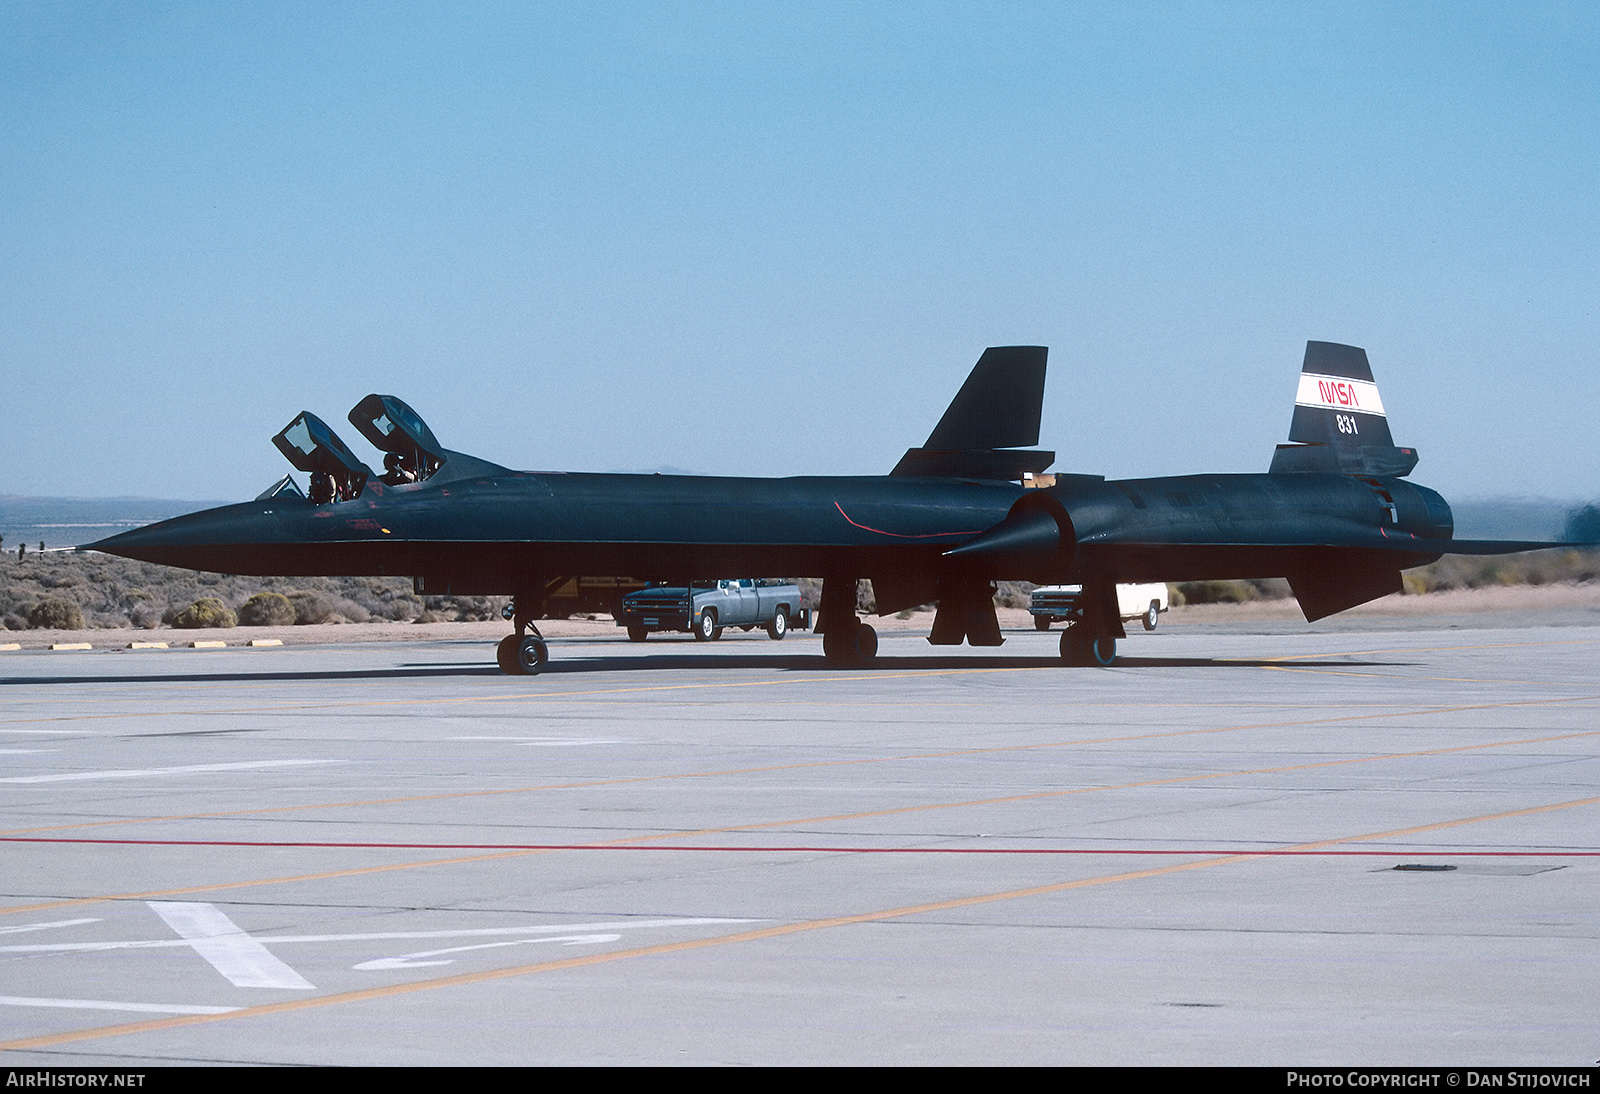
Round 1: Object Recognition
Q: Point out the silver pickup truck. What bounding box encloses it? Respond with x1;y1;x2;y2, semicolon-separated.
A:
617;580;809;642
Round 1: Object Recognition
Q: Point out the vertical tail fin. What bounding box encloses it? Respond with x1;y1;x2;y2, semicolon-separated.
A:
1269;341;1418;476
890;346;1055;479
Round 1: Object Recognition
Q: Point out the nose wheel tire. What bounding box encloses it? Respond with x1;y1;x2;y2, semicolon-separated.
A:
496;634;521;674
516;634;549;674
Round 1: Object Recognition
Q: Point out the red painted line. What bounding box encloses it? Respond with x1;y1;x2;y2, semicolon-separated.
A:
833;501;985;540
3;837;1594;856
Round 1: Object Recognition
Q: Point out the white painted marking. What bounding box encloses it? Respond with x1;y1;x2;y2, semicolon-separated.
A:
0;995;238;1015
1295;372;1386;415
0;729;93;735
0;758;338;784
0;917;100;936
0;748;56;754
148;902;315;990
355;932;621;971
0;917;754;956
449;736;619;746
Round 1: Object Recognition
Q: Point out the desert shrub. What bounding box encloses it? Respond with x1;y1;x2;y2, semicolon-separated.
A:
130;604;163;629
29;597;85;630
239;592;296;626
331;596;372;623
1408;548;1600;592
287;591;334;625
171;597;237;629
1175;580;1258;605
1402;572;1434;596
370;592;422;621
420;595;502;622
993;581;1035;609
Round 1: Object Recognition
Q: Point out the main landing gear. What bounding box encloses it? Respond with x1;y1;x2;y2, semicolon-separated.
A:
497;593;549;675
1060;627;1116;666
818;577;877;666
822;619;878;665
1057;580;1122;667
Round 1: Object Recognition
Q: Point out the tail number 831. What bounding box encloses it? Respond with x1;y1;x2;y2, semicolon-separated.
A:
1335;413;1360;435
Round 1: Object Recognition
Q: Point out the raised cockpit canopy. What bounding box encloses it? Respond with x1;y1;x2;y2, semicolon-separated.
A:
255;474;305;501
348;394;446;484
272;412;373;503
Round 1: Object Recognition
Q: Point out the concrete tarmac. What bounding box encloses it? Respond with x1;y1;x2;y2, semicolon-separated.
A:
1;621;1596;1065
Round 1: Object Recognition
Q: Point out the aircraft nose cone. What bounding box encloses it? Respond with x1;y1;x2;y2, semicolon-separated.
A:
86;503;280;570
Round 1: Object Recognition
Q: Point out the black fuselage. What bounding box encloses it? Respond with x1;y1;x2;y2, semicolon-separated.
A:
90;462;1452;605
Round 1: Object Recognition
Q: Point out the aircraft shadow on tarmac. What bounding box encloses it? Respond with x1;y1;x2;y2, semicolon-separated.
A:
531;652;1406;673
0;649;1406;686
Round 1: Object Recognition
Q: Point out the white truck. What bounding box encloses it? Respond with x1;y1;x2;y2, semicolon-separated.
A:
1028;583;1170;632
617;580;808;642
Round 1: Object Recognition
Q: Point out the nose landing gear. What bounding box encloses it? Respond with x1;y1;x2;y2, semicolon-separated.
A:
496;593;549;675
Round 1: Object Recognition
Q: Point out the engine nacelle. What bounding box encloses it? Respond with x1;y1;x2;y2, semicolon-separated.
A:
942;493;1077;583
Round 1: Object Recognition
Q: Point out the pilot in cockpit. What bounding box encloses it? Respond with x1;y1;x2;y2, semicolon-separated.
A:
382;451;418;485
309;470;337;504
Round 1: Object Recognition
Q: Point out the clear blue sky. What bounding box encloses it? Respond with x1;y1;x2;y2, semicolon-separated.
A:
3;2;1595;502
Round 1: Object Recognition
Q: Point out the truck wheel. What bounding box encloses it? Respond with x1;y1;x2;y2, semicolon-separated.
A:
1144;602;1160;631
627;626;648;642
767;610;788;640
1034;615;1051;631
695;609;719;641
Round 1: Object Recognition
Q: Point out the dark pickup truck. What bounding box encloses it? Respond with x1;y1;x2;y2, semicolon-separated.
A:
616;580;808;642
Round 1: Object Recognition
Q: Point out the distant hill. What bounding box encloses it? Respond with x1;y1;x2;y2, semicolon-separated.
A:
0;495;231;551
1449;498;1581;541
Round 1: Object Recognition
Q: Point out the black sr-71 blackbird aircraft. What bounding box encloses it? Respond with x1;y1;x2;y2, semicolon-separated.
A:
90;342;1565;674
